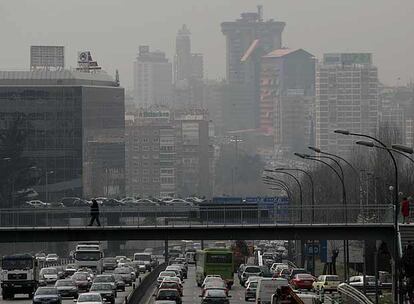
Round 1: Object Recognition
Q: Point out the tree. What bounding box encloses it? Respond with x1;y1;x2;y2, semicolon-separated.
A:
0;116;37;207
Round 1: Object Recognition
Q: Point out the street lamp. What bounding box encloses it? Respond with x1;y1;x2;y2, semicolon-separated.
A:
262;177;293;201
295;152;349;280
336;129;400;302
265;172;303;222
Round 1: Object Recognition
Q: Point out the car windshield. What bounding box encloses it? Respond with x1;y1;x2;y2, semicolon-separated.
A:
75;252;101;261
1;258;33;270
41;268;57;274
160;282;178;289
78;294;101;302
95;276;114;282
91;283;112;290
245;266;261;273
104;258;116;263
56;280;74;286
205;289;227;297
36;288;57;295
297;274;314;280
158;290;178;298
114;268;129;274
72;274;87;280
160;271;176;277
326;276;340;281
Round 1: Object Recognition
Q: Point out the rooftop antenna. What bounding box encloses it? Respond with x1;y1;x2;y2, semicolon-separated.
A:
115;69;120;87
257;5;263;22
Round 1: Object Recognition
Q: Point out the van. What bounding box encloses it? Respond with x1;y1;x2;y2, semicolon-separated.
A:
256;278;288;304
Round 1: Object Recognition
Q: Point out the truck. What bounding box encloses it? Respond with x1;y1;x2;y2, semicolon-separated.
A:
74;242;103;274
1;253;39;299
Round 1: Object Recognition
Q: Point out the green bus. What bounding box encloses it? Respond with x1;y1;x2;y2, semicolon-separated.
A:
195;248;234;288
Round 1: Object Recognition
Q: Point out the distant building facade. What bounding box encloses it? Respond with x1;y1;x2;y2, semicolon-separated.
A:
221;7;285;129
316;53;379;156
260;48;315;153
0;70;125;202
133;45;172;106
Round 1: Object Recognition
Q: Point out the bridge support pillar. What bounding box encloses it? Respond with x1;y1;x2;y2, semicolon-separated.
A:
201;240;205;250
164;240;169;264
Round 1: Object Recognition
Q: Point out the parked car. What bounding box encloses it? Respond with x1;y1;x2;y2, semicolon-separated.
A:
312;275;341;293
54;279;78;298
33;287;61;304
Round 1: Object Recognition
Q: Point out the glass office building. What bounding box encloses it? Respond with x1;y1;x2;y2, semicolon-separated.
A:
0;71;125;203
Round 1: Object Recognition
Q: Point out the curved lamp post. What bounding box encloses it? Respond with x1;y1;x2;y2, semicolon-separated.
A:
336;129;400;302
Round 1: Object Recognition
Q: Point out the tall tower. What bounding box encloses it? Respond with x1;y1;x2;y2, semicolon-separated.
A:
174;24;192;83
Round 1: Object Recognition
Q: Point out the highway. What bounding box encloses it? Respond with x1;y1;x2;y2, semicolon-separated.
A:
0;270;145;304
146;265;249;304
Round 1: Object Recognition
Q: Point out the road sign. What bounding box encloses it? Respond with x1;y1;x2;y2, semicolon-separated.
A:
306;244;320;256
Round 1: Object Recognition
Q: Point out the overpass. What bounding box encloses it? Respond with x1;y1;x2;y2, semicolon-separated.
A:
0;204;399;255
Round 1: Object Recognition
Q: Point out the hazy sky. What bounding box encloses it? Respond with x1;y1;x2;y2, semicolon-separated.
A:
1;0;414;89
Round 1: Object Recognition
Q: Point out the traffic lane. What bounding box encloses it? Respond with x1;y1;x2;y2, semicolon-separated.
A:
0;272;147;304
147;266;248;304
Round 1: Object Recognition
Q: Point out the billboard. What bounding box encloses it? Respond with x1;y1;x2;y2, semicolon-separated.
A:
30;46;64;70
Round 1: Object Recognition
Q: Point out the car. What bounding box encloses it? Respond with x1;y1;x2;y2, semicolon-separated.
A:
237;264;246;280
154;288;182;304
46;254;59;263
157;271;178;286
54;279;78;298
89;283;117;304
40;267;59;285
256;278;288;304
93;275;116;291
245;276;261;286
115;256;127;263
76;292;103;304
159;281;183;296
349;275;381;293
36;253;46;262
240;265;262;286
103;258;118;271
201;281;229;297
199;289;230;304
25;200;49;208
112;274;126;292
71;272;91;291
64;264;78;277
289;274;315;290
165;266;183;280
202;275;223;287
135;260;148;273
312;275;341;293
161;276;183;289
113;267;133;286
33;287;61;304
270;263;288;274
245;280;259;301
276;268;291;280
288;268;309;280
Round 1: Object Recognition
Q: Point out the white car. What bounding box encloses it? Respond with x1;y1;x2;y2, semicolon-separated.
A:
46;253;59;262
25;200;49;208
36;253;46;262
77;292;103;304
271;263;288;274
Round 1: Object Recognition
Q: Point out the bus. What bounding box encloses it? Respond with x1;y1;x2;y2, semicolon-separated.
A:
195;248;234;288
73;242;103;274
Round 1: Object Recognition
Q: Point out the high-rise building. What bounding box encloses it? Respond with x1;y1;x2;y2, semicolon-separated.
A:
260;48;315;153
0;70;125;203
190;53;204;79
316;53;379;156
133;45;172;106
221;6;285;129
174;25;192;83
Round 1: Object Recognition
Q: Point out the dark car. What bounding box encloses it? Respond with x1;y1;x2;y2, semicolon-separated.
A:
155;289;182;304
112;274;126;292
200;289;230;304
54;279;78;299
71;273;91;291
103;258;118;271
33;287;61;304
64;264;77;278
93;275;116;291
89;283;116;304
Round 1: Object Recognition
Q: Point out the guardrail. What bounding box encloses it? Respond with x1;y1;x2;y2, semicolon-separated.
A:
0;204;394;227
127;263;166;304
337;283;373;304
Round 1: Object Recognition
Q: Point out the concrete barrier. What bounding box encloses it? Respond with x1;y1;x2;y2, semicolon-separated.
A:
127;263;166;304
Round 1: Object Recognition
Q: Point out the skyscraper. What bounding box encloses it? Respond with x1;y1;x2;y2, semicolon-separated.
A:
221;6;285;129
174;24;192;83
316;53;379;156
133;45;172;106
